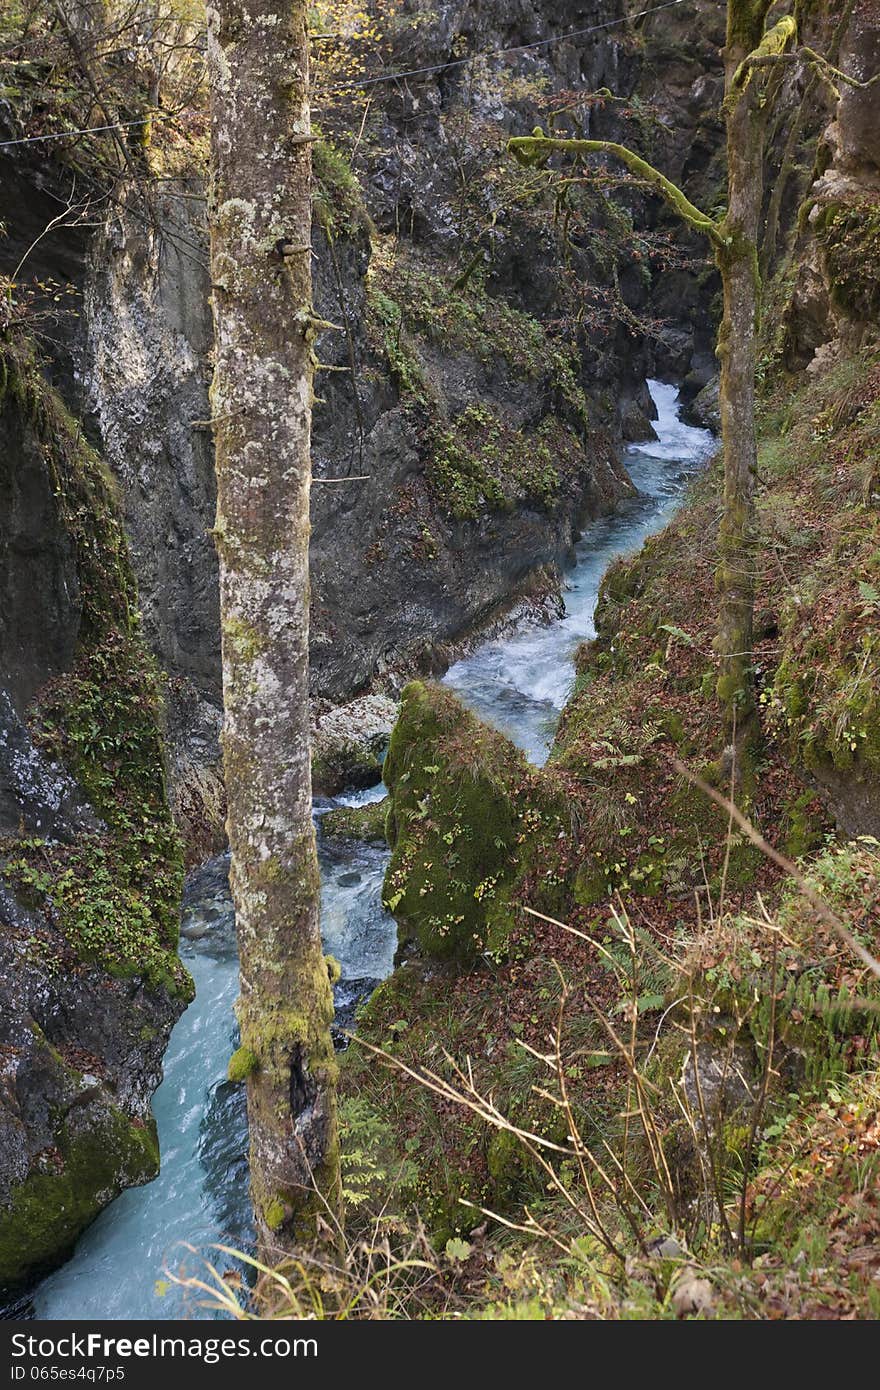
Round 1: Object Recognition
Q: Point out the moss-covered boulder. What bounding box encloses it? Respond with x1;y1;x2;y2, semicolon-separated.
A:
381;682;567;961
321;797;388;845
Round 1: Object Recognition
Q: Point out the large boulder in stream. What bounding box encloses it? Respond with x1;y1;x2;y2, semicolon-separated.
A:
0;342;191;1292
311;694;398;796
381;682;569;962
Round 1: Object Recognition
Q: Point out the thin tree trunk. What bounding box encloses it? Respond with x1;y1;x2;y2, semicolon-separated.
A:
714;2;774;774
205;0;341;1252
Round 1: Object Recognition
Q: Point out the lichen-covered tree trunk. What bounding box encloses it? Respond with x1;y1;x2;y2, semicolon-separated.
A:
713;1;775;772
205;0;341;1251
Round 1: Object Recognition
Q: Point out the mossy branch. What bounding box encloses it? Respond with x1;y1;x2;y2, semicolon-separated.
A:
731;14;798;90
508;132;724;248
732;13;880;101
798;44;880;93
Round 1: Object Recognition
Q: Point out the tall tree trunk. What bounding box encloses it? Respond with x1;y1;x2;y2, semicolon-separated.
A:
205;0;341;1252
714;1;774;776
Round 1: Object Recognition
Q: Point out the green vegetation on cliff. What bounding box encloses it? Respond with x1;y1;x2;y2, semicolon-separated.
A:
363;241;616;525
0;340;190;998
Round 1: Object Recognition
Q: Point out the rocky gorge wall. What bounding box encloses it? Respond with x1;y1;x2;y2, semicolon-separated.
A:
2;0;826;1289
0;343;191;1292
0;0;740;1284
71;0;729;817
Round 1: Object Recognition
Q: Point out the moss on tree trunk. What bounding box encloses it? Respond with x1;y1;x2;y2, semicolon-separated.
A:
205;0;341;1251
713;1;776;772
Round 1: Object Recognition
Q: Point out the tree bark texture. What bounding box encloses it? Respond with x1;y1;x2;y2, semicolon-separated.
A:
205;0;341;1252
714;0;776;766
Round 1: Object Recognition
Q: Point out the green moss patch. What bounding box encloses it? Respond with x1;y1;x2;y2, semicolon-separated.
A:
0;339;190;998
321;798;388;845
426;403;582;522
0;1097;159;1288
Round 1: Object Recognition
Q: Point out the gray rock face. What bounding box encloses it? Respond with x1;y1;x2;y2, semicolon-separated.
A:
680;1039;756;1124
0;353;103;842
0;689;102;840
82;181;221;746
301;0;691;700
687;376;721;433
829;0;880;185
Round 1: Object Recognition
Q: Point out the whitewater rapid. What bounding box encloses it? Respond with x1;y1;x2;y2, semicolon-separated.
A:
32;380;712;1319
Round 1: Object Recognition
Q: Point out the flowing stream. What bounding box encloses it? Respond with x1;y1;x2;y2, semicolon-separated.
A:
31;379;712;1320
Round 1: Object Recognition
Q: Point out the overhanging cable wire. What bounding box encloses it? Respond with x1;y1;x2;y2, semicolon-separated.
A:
0;114;170;149
321;0;689;95
0;0;690;149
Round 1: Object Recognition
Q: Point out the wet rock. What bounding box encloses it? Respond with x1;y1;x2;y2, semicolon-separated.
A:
179;919;210;941
179;855;237;954
620;398;658;443
311;695;397;796
337;872;363;888
0;689;102;841
321;798;388;846
182;852;231;913
687;376;721;433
